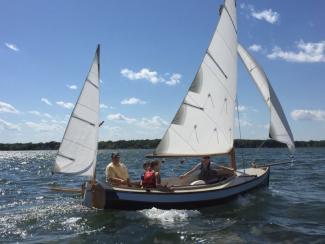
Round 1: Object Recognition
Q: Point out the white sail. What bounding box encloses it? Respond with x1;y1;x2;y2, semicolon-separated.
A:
153;0;238;157
53;45;100;178
237;43;295;153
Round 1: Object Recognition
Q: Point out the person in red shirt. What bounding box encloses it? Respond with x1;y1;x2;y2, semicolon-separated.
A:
141;160;161;188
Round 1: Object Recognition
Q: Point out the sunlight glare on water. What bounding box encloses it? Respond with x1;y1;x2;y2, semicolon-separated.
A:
0;148;324;243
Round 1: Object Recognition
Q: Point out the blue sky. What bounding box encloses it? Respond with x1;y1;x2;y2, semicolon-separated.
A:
0;0;325;143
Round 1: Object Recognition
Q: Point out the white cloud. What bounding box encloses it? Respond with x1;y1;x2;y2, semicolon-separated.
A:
165;73;182;86
102;126;121;131
236;105;247;112
56;101;74;109
121;68;160;84
107;113;168;129
0;119;21;131
43;113;52;118
100;103;109;109
138;116;168;129
41;98;52;106
240;4;279;24
121;97;147;105
248;44;262;52
121;68;182;86
28;110;52;118
4;42;19;52
67;84;77;90
251;9;279;24
25;121;63;132
239;119;253;127
267;40;325;63
107;113;136;123
291;109;325;121
28;110;41;116
235;117;252;128
0;101;19;114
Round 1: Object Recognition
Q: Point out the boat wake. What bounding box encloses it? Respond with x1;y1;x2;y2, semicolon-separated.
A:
138;207;200;227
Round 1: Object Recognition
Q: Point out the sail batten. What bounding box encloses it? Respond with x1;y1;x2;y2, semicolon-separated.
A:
237;43;295;153
53;45;100;178
153;0;237;157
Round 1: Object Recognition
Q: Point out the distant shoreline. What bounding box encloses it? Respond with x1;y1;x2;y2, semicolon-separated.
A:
0;139;324;151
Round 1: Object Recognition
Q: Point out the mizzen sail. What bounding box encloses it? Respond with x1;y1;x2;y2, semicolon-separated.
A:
237;43;295;153
53;45;100;178
153;0;238;157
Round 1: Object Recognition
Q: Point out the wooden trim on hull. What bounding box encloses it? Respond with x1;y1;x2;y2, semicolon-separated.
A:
89;167;270;210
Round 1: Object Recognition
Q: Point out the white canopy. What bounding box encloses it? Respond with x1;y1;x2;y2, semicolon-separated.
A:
153;0;238;157
53;45;100;178
237;43;295;153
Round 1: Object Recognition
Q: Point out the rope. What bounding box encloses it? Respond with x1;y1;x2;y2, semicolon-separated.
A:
251;139;268;165
252;155;325;168
235;96;246;172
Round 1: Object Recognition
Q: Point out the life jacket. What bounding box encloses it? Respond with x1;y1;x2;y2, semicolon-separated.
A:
143;168;156;188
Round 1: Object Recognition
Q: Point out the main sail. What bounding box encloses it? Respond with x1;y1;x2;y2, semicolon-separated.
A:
53;45;100;178
237;43;295;153
153;0;238;157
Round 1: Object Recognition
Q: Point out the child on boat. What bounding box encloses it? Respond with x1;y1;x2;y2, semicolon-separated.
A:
141;161;157;188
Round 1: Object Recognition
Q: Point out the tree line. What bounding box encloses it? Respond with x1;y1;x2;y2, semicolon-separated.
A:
0;139;324;151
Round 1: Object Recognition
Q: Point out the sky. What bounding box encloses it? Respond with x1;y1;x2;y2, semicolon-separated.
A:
0;0;325;143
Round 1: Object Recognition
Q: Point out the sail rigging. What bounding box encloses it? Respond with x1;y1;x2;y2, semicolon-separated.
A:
237;43;295;153
152;0;238;157
53;45;100;178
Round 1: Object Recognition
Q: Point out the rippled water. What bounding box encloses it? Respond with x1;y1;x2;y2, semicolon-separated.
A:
0;148;324;243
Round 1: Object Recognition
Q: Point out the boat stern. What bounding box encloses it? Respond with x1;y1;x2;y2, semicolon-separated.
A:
83;181;107;209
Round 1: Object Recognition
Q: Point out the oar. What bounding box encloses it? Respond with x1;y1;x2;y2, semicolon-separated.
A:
255;160;294;168
49;186;83;193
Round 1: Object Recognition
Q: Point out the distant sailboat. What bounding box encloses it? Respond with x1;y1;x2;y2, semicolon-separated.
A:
53;0;294;210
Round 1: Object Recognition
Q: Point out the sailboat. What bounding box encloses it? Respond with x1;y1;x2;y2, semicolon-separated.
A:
53;0;295;210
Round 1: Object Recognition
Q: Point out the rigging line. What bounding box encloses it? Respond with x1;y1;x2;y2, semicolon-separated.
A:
251;138;268;165
235;96;246;172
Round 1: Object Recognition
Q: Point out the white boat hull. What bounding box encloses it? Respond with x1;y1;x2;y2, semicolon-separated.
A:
84;167;270;210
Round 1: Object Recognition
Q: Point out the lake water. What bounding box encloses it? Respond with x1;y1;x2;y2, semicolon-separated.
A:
0;148;324;243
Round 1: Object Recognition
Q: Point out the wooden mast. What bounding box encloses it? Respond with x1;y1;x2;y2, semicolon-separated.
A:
229;148;237;171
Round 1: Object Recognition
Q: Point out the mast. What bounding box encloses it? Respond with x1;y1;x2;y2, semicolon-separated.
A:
93;44;100;181
229;148;237;170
